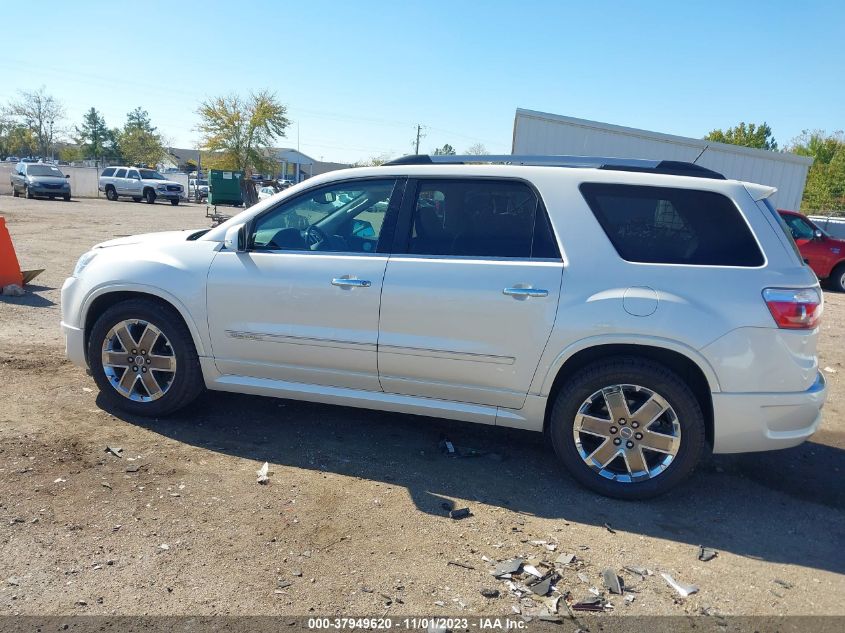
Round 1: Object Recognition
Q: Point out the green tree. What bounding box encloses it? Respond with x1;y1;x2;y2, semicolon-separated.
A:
432;143;456;156
117;108;165;166
705;122;777;150
5;87;65;158
196;91;290;174
790;130;845;213
75;108;115;162
464;142;488;155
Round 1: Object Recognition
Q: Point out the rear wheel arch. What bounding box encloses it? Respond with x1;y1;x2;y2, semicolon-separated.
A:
544;343;715;448
83;290;206;365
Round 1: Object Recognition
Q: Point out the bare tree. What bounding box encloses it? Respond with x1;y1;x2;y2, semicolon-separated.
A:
464;142;488;155
6;87;65;158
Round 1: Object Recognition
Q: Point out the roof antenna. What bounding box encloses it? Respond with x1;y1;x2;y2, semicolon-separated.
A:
692;144;709;164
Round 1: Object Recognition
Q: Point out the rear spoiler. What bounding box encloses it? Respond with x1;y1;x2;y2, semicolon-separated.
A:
743;182;777;201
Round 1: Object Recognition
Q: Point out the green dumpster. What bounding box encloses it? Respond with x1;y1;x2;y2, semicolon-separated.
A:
208;169;243;206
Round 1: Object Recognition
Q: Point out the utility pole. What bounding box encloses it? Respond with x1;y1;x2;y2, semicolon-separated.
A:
414;124;422;154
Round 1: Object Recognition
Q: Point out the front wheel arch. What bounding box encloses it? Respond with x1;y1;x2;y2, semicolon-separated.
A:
544;343;714;448
83;290;206;366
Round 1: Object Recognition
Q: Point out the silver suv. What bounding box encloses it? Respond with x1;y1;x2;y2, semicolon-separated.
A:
99;166;183;205
62;155;826;498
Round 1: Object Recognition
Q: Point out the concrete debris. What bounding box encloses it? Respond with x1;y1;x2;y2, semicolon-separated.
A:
449;507;471;520
54;478;66;483
624;594;636;604
602;568;623;594
105;446;123;458
773;578;794;589
480;588;500;598
125;464;141;473
577;572;590;584
623;565;650;578
2;284;25;297
527;574;556;596
661;572;699;597
158;544;170;551
555;553;575;566
572;596;606;612
493;558;525;578
256;462;270;484
698;546;718;562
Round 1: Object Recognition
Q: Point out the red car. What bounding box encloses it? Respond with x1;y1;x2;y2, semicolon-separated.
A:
779;209;845;291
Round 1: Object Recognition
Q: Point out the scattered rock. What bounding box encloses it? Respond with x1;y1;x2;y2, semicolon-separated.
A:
480;588;500;598
823;366;836;374
773;578;794;589
449;507;471;520
7;577;21;586
493;558;524;578
447;561;475;571
125;464;141;473
603;522;616;534
105;446;123;458
292;570;303;577
158;544;170;551
555;553;575;566
2;284;25;297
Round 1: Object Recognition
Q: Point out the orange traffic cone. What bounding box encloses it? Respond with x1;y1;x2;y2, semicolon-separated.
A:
0;216;24;288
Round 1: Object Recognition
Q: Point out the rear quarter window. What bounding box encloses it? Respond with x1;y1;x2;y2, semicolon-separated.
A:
580;183;764;267
101;168;115;177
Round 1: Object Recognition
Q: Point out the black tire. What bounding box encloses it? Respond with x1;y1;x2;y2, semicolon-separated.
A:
132;197;142;202
63;195;71;201
144;189;156;204
170;198;179;206
548;356;706;500
105;186;118;201
87;298;204;417
12;187;19;197
25;185;34;199
828;263;845;293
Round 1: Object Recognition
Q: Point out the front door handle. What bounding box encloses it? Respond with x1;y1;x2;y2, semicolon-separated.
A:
503;287;548;298
331;277;372;288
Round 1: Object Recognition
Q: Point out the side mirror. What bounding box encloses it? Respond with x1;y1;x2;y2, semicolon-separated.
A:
814;229;824;240
223;223;247;252
65;174;70;179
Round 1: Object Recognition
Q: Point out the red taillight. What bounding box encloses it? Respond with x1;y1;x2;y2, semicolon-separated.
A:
763;288;823;329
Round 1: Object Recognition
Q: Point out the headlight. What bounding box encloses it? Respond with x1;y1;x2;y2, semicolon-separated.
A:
73;251;98;277
156;185;167;191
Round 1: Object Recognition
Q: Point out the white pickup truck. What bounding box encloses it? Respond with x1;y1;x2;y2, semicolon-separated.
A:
99;167;183;205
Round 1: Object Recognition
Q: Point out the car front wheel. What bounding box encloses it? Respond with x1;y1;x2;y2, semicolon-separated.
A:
829;263;845;293
105;186;118;201
170;199;179;206
88;298;204;416
549;357;706;499
144;189;156;204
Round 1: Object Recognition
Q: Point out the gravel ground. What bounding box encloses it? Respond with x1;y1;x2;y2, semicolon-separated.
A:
0;196;843;617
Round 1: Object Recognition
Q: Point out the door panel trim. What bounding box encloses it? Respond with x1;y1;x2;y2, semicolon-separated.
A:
378;344;515;365
225;329;375;352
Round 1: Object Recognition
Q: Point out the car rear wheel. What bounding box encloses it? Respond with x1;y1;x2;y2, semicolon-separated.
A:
88;298;204;416
549;357;706;499
830;263;845;293
170;199;179;206
144;189;156;204
105;186;118;201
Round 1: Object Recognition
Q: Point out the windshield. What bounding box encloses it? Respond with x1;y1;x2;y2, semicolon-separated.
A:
139;169;166;180
199;180;208;186
28;165;64;177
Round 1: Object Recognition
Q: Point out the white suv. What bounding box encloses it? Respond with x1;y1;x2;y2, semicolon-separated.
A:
61;155;827;498
99;166;184;205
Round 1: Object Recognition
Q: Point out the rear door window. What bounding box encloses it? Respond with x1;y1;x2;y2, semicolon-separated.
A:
101;168;115;177
580;183;764;267
113;168;127;178
402;179;559;259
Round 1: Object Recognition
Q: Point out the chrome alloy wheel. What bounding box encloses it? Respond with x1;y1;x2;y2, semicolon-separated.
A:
572;384;681;483
101;320;177;402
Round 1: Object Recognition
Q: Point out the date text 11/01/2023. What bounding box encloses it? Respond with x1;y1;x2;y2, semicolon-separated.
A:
307;617;527;630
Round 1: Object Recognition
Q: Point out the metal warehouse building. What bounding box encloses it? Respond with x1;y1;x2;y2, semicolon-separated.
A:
512;108;813;210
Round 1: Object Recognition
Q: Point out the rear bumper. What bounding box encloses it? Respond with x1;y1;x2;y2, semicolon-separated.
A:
712;371;827;453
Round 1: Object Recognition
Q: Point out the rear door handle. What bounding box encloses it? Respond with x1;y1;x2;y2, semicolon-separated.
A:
331;277;372;288
503;287;548;298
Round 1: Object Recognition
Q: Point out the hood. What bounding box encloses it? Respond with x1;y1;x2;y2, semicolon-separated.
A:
94;229;202;249
144;178;181;187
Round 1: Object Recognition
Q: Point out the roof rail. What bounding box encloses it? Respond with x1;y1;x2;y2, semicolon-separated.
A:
381;154;726;179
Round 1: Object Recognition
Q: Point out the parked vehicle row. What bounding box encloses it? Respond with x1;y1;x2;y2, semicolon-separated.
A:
61;155;827;499
98;167;183;205
10;162;72;200
778;209;845;292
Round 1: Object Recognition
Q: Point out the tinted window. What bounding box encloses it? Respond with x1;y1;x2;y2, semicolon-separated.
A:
580;184;763;267
251;179;397;253
780;213;816;240
113;168;127;178
101;168;115;177
406;179;558;259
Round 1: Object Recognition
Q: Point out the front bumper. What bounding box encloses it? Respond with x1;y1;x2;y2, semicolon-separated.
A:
155;190;182;200
61;276;88;369
29;184;70;195
712;371;827;453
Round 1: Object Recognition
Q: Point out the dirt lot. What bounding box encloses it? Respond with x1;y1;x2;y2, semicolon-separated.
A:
0;196;843;618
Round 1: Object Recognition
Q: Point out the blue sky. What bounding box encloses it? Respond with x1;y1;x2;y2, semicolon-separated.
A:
1;0;842;163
